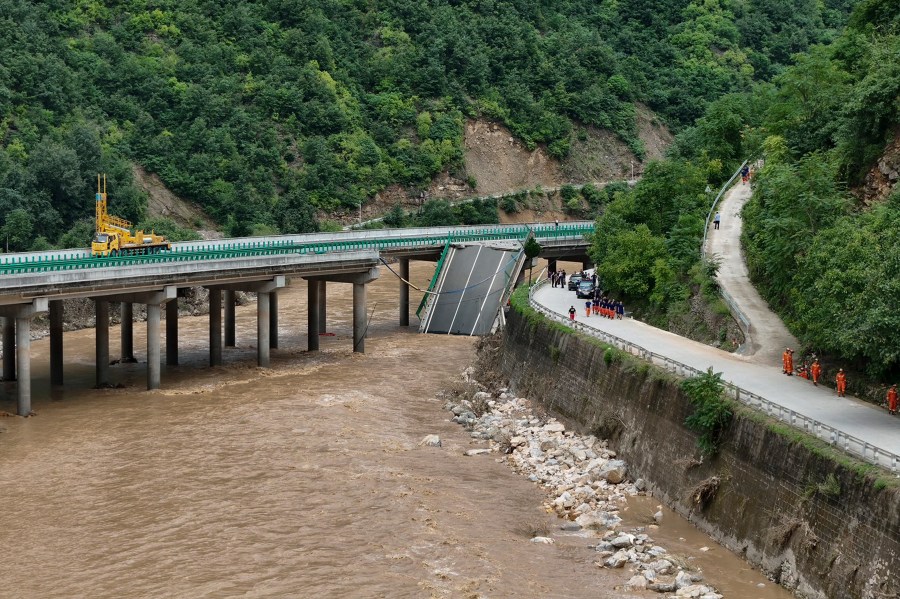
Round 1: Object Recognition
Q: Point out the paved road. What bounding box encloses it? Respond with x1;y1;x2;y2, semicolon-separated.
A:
706;182;799;365
535;283;900;459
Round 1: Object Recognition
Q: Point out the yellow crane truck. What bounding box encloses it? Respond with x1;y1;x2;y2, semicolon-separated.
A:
91;174;170;257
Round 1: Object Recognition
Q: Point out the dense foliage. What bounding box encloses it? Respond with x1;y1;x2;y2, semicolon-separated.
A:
0;0;851;250
588;0;899;379
741;0;900;378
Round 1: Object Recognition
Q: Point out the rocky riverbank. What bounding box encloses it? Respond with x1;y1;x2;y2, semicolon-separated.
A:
437;366;724;599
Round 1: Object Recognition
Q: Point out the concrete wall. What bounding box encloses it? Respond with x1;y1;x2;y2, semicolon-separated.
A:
496;307;900;599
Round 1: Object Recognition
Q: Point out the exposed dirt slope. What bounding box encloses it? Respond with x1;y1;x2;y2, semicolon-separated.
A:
132;165;220;238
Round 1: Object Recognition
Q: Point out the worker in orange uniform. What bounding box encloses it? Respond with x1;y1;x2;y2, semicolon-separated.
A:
786;349;794;376
836;369;847;397
782;348;790;375
810;359;821;386
887;384;898;415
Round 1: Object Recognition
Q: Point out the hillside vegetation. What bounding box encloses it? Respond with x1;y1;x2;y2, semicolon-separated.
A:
587;0;899;382
0;0;851;250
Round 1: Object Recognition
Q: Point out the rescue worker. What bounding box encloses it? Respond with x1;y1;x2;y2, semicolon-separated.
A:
585;300;592;317
592;297;599;315
568;305;576;320
887;384;898;416
785;348;794;376
810;359;821;386
836;369;847;397
782;348;790;375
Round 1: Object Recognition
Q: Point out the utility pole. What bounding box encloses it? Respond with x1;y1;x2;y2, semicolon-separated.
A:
358;202;362;225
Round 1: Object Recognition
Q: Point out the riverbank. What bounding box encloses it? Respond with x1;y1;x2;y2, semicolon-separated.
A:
489;289;900;599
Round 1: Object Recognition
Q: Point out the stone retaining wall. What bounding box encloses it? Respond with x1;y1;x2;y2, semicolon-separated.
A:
496;306;900;599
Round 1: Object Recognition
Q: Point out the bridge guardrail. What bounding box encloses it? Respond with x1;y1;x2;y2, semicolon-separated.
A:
528;278;899;473
0;222;594;275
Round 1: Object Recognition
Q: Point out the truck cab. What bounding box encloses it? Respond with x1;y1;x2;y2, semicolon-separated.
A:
92;232;119;257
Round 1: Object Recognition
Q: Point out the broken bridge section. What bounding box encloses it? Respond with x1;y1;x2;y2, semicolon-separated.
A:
418;242;524;336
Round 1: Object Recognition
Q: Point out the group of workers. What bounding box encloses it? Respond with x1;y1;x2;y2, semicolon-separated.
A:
585;295;623;319
782;347;899;414
549;270;568;288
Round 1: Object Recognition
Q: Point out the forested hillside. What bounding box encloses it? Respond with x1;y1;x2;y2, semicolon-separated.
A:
0;0;851;250
587;0;899;384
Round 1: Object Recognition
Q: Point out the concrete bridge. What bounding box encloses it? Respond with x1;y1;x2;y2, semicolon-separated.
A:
0;222;594;415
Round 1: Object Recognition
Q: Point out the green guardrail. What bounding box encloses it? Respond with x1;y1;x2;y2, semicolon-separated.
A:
0;223;595;276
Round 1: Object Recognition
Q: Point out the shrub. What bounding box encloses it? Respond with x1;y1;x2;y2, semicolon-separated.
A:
682;367;733;456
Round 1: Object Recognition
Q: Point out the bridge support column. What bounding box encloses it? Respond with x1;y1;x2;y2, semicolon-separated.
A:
353;282;366;353
147;304;161;390
257;292;270;367
209;288;222;367
269;290;278;349
399;258;410;326
2;317;15;381
318;281;327;332
582;259;593;272
15;315;31;415
0;300;46;415
95;300;109;387
166;300;178;366
49;300;63;388
548;258;557;273
224;290;236;348
121;303;134;361
308;281;320;352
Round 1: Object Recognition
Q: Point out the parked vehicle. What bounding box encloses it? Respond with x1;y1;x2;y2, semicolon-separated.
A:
567;274;583;290
576;280;596;299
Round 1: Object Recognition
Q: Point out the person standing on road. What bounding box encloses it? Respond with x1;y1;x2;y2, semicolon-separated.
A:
836;369;847;397
713;212;721;230
741;164;750;184
585;300;592;317
811;358;821;386
787;349;794;376
568;305;576;320
887;384;898;415
560;271;566;288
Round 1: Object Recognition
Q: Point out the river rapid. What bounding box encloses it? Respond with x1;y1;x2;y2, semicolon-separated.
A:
0;262;791;598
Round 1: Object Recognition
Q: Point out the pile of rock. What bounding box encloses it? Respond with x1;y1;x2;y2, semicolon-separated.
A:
440;379;723;599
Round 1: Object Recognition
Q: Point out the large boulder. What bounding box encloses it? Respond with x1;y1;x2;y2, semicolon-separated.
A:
419;434;442;447
598;459;628;484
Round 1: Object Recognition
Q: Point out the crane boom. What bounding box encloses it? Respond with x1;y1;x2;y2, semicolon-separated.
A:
91;174;171;257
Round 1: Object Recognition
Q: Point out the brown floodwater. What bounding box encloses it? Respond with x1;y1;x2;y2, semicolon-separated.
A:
0;262;791;598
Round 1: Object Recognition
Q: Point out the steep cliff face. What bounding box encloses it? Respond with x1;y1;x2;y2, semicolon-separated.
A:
492;307;900;599
859;128;900;205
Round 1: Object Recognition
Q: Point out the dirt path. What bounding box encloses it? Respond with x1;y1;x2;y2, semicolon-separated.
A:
705;182;799;365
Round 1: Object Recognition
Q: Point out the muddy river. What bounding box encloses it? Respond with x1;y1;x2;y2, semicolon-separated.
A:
0;262;791;598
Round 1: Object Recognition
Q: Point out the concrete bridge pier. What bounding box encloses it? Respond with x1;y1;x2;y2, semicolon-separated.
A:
99;288;177;390
95;300;110;387
224;290;236;347
208;278;284;368
269;290;278;350
399;258;410;326
0;299;47;415
582;259;593;272
49;300;64;387
307;281;320;351
209;288;222;367
318;281;327;333
121;303;134;362
353;283;366;353
2;317;15;381
548;258;557;273
306;268;379;354
166;300;178;366
258;292;270;367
